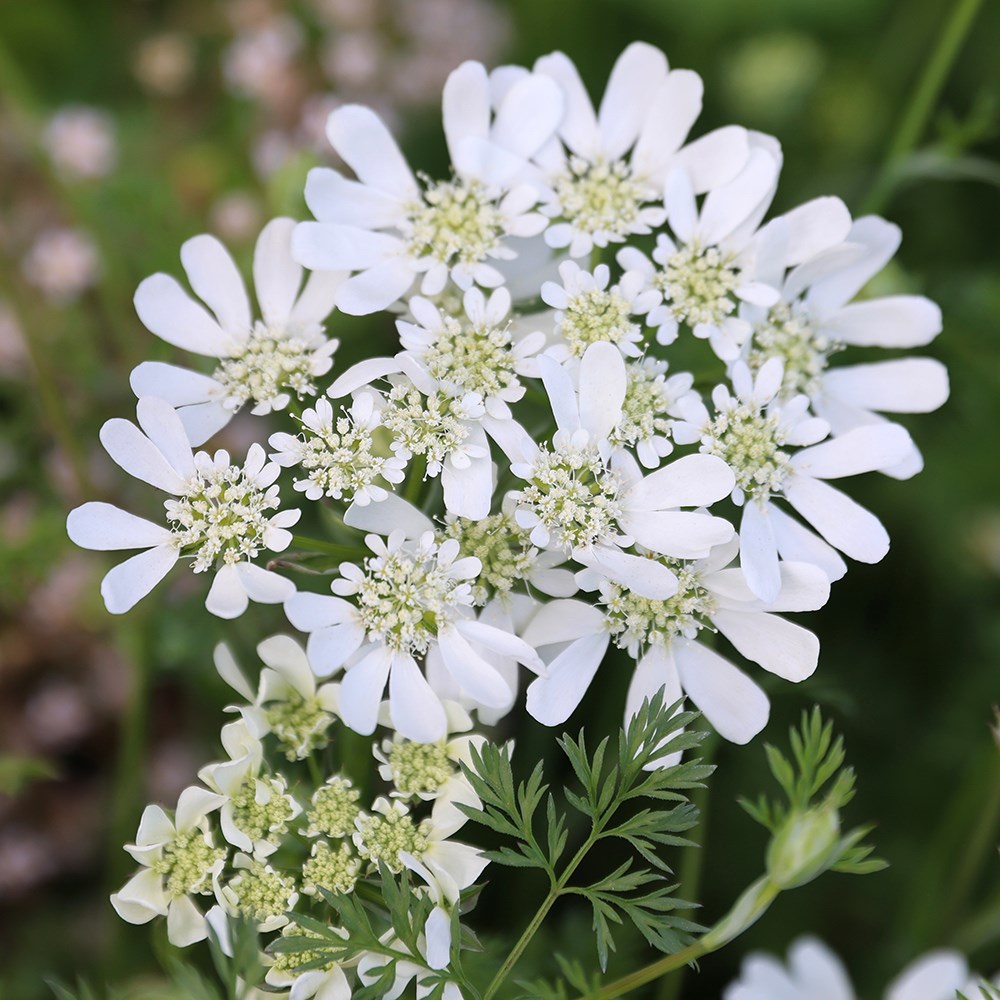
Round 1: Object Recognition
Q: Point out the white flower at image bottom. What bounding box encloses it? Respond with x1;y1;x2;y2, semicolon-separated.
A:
725;936;996;1000
66;397;300;617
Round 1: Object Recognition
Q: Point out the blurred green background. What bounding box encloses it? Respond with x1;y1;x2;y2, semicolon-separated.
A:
0;0;998;996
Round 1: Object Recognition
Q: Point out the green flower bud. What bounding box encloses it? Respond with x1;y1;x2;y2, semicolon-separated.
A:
766;804;841;889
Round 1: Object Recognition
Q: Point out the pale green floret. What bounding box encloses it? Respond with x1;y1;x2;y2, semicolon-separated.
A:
658;245;740;327
407;178;504;265
228;860;296;923
270;923;338;974
422;315;519;400
214;321;323;409
302;840;361;896
553;156;647;239
604;562;716;652
353;546;471;655
749;302;842;397
355;809;431;873
230;776;296;844
446;512;534;604
703;402;791;497
611;363;675;450
388;738;454;795
560;288;639;357
291;410;394;501
382;384;470;470
264;689;332;761
307;777;361;838
165;464;280;572
518;444;624;548
151;828;226;898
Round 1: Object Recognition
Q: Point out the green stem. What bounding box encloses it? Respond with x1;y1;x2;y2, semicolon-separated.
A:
482;835;597;1000
862;0;985;213
290;535;363;560
585;878;781;999
656;732;719;1000
404;455;427;507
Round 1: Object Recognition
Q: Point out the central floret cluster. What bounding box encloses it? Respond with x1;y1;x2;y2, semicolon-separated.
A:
517;444;624;549
422;315;519;399
382;384;473;472
561;287;641;357
387;739;455;795
703;404;791;497
347;538;476;654
658;245;740;327
553;157;647;240
407;178;504;265
152;829;225;899
445;512;535;604
166;461;281;571
355;803;431;873
749;303;841;397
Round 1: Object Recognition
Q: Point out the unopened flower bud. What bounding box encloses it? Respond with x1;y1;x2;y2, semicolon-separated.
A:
767;805;841;889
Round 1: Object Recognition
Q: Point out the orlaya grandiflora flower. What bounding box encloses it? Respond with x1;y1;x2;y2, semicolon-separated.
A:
674;357;916;602
198;718;302;858
540;260;658;361
740;213;947;479
522;537;829;742
357;935;464;1000
110;785;227;948
66;396;300;618
617;139;788;360
530;42;750;258
292;60;564;314
725;935;995;1000
214;634;340;761
508;342;736;601
130;218;343;446
284;504;545;743
267;392;408;506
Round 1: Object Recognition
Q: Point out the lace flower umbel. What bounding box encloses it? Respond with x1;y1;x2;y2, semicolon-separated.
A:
130;218;343;445
67;397;300;618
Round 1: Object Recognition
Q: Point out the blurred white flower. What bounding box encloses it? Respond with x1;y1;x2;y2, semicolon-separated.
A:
42;106;117;180
21;227;100;304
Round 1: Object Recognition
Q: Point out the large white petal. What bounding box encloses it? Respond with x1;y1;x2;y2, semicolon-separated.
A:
134;804;175;848
234;563;295;604
455;619;544;672
99;417;187;493
698;148;779;248
579;342;626;441
885;951;969;1000
289;267;344;327
136;396;196;480
101;545;178;614
292;223;403;273
214;643;255;701
539;353;581;435
674;640;769;744
389;653;447;742
625;644;683;725
623;453;735;511
751;197;851;269
525;633;610;726
739;501;781;603
575;544;678;600
619;509;734;559
129;362;218;408
788;937;855;1000
522;599;605;647
598;42;669;160
285;592;357;630
253;217;302;325
325;105;418;199
770;506;847;583
339;645;393;735
112;868;169;919
180;234;251;334
822;296;941;348
68;503;171;551
791;423;914;479
442;61;491;165
632;70;702;179
176;401;232;448
304;166;404;227
441;452;493;520
670;125;748;193
438;628;514;709
534;51;599;159
822;359;949;414
714;609;818;681
492;73;564;162
307;621;367;677
175;785;226;831
166;895;208;947
133;274;228;357
345;493;433;537
205;563;249;619
424;905;452;971
335;259;416;316
783;476;889;563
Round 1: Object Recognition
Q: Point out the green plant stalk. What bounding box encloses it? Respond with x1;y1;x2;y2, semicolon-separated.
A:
586;878;781;999
863;0;985;213
656;731;719;1000
290;535;365;560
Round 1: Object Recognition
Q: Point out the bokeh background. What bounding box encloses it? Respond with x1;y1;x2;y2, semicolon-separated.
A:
0;0;998;997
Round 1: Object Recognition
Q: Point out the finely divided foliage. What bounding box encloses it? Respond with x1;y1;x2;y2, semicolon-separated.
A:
67;38;950;1000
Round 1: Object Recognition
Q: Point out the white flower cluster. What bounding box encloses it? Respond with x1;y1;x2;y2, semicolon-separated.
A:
69;42;947;749
111;635;488;997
